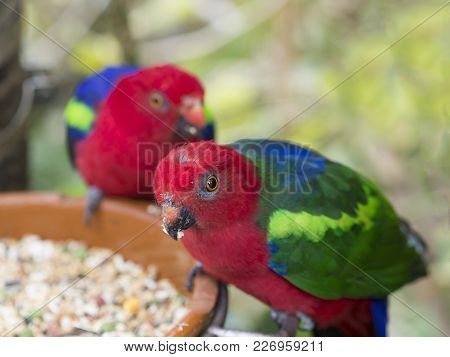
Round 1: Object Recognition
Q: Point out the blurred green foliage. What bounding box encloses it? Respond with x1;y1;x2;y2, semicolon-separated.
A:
24;0;448;336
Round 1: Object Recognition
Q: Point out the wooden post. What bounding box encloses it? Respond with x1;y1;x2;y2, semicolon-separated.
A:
0;0;27;190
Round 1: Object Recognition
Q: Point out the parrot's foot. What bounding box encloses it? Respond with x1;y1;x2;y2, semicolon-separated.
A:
296;311;315;331
84;186;104;225
206;311;301;337
272;310;315;336
185;262;203;292
206;323;299;337
270;310;301;337
207;327;270;337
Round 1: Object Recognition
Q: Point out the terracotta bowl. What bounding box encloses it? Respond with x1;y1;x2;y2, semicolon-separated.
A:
0;192;219;336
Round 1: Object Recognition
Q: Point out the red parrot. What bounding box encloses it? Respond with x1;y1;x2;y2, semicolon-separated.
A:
64;65;215;221
153;140;427;336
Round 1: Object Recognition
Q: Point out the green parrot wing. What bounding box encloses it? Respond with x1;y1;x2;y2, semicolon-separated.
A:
229;139;427;299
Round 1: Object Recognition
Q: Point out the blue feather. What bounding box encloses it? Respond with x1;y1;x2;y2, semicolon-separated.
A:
267;241;280;254
268;262;288;276
229;139;327;199
262;140;325;190
74;65;139;108
66;126;90;164
65;65;138;165
203;123;215;141
371;298;388;336
261;140;311;158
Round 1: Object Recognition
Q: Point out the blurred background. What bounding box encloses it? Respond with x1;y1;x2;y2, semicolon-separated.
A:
0;0;448;336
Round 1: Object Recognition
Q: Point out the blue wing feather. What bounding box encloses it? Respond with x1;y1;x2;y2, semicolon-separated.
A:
203;123;215;141
65;65;139;165
228;139;326;198
74;65;139;108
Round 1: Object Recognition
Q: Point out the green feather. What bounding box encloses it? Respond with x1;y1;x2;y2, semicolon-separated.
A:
230;139;427;299
204;104;215;124
268;182;379;242
64;98;95;132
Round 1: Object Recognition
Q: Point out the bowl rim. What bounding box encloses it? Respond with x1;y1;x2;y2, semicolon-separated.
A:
0;191;219;337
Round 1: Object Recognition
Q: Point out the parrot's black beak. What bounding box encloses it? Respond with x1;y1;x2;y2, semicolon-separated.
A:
162;205;196;241
176;116;206;140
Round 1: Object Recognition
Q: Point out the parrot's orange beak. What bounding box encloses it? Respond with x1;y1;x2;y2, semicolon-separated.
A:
180;98;206;127
177;98;207;139
182;106;205;128
161;204;196;241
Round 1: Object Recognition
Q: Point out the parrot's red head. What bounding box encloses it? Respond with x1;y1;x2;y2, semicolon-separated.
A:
154;141;261;240
105;64;209;140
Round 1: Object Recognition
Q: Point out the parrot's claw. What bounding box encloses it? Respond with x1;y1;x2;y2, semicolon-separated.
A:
185;262;203;292
270;311;300;336
207;326;269;337
271;310;314;336
206;324;299;337
84;186;104;225
206;310;301;337
295;311;315;331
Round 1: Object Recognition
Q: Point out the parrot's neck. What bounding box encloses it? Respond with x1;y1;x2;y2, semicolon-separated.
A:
182;219;269;278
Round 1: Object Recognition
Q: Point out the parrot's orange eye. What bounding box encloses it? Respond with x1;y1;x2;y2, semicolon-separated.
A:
149;92;165;109
205;175;219;192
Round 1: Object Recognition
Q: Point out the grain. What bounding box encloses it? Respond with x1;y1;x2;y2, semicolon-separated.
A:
0;235;188;336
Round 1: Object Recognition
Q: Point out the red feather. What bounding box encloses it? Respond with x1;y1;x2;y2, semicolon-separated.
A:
76;65;205;197
154;141;376;336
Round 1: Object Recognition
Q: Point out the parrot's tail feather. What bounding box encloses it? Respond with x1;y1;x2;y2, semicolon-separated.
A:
323;299;388;337
371;298;388;337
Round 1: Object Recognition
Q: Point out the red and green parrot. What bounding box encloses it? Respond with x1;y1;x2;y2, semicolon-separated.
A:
153;139;428;336
64;64;214;222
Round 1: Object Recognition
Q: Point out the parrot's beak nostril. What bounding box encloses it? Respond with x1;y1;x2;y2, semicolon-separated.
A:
162;205;196;240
